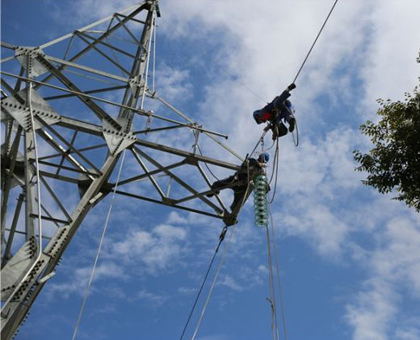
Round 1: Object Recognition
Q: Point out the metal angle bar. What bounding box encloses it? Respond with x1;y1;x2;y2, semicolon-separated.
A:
3;121;14;155
116;160;184;186
36;129;99;180
76;31;139;60
35;199;64;228
85;31;138;45
1;41;17;50
134;139;240;171
113;14;140;44
116;26;147;120
133;146;223;214
38;160;99;177
115;13;147;25
63;34;76;60
171;188;225;206
197;163;228;212
30;213;69;226
130;148;165;198
148;92;229;139
2;194;24;265
0;55;16;63
58;116;102;136
33;56;122;129
40;122;102;175
39;3;145;49
23;128;37;241
56;130;78;176
14;66;25;92
150;92;244;161
2;72;231;138
44;54;128;83
38;143;107;161
4;228;52;241
39;170;82;185
74;32;131;76
39;174;72;220
151;92;196;124
114;190;222;220
59;68;124;86
35;3;148;94
134;124;186;134
1;78;17;98
1;126;22;240
44;85;127;101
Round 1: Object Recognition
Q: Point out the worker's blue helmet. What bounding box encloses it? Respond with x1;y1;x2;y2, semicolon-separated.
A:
258;152;269;163
285;100;294;112
253;110;261;124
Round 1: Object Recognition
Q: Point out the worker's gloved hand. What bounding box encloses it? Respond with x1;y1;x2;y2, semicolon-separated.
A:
287;83;296;91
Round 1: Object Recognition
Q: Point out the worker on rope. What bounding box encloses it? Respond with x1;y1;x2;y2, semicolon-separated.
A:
207;153;269;216
253;83;297;140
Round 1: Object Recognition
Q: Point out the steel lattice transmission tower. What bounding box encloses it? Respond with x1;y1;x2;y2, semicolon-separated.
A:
0;2;244;338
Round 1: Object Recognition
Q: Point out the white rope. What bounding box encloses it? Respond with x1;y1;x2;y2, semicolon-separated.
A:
190;224;237;340
140;10;155;110
71;149;127;340
265;225;280;340
268;202;288;340
152;13;157;93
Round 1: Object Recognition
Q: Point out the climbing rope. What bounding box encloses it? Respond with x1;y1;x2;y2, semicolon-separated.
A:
268;139;280;204
293;0;339;84
197;144;220;182
249;130;268;159
190;224;237;340
178;225;228;340
268;202;288;340
265;224;280;340
291;120;300;147
71;150;127;340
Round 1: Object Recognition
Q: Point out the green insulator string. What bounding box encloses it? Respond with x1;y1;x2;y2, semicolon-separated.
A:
254;174;269;227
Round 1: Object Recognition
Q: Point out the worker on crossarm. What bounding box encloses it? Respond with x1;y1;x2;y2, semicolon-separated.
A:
207;153;269;214
253;83;297;140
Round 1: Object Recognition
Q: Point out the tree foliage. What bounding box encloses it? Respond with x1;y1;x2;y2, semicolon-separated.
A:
354;53;420;212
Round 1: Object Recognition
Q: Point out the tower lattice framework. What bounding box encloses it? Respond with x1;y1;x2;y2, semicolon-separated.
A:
0;2;244;338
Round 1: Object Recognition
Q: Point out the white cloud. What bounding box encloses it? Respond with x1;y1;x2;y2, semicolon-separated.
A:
155;63;193;102
109;223;188;274
346;279;397;340
361;1;420;113
47;262;127;299
395;325;420;340
218;275;244;292
135;289;167;306
345;215;420;340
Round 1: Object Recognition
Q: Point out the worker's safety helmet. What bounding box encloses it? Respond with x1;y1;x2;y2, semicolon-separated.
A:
285;100;294;112
253;110;262;123
253;109;270;124
258;152;269;163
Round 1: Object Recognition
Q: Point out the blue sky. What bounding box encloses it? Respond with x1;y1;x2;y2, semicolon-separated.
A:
1;1;420;340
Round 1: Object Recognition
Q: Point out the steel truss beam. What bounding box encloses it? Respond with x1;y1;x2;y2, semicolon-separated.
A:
0;2;245;338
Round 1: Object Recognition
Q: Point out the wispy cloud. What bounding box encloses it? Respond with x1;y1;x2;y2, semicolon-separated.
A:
345;215;420;340
109;223;188;274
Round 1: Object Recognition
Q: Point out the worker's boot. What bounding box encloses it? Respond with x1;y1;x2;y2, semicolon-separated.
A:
273;122;288;140
289;117;296;132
